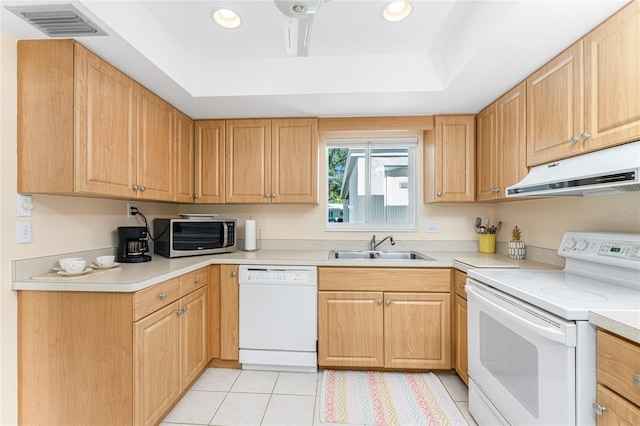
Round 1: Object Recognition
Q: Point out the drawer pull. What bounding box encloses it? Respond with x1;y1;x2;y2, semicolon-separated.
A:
592;402;606;416
634;374;640;388
159;292;167;300
195;277;200;284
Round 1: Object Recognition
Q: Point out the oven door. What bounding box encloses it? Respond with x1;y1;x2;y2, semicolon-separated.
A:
467;279;577;426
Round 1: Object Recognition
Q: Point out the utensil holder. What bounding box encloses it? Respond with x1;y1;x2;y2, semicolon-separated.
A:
478;234;496;253
508;240;526;259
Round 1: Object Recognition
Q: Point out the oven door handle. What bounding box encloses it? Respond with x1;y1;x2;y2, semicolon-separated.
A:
466;283;576;346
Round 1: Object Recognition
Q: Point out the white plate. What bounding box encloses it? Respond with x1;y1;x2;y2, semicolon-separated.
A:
180;213;219;219
90;262;120;270
57;267;93;276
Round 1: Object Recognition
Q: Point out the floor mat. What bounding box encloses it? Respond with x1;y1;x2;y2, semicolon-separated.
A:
320;370;468;426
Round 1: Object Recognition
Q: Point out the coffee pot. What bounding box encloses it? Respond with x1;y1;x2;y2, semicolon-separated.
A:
117;226;152;263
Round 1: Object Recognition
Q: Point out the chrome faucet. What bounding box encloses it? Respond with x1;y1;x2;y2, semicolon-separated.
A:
370;235;395;251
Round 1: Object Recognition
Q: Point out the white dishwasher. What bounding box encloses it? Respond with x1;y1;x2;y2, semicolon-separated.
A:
239;265;318;372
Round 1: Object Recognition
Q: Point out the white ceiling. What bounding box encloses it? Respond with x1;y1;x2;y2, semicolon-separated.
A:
0;0;628;119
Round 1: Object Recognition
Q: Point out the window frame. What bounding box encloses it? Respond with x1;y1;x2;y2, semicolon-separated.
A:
325;137;418;231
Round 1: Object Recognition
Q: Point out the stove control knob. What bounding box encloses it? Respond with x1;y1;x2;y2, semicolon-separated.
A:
564;239;576;249
576;240;588;251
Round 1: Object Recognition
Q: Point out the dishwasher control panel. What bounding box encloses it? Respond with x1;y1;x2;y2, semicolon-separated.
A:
240;265;318;285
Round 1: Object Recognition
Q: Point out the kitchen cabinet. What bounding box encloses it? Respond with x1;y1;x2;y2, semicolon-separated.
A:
175;110;195;202
526;0;640;166
594;329;640;424
424;115;476;202
219;264;240;360
194;120;226;203
18;270;209;426
318;267;451;370
225;118;318;204
477;82;527;201
453;270;468;385
18;39;185;202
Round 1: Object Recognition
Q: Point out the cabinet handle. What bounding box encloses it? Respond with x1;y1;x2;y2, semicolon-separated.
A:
580;132;591;140
377;299;383;305
140;186;146;192
570;136;581;144
183;305;188;313
195;277;200;284
176;309;183;316
385;300;391;306
132;184;139;191
460;284;466;289
634;374;640;388
194;194;200;199
592;402;606;416
231;271;237;277
437;191;443;197
159;292;167;300
264;193;270;198
271;193;276;198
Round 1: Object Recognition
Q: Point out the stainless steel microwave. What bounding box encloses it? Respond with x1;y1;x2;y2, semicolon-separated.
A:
153;218;236;258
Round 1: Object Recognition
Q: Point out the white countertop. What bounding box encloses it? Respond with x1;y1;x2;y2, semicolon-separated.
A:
12;249;555;292
588;311;640;344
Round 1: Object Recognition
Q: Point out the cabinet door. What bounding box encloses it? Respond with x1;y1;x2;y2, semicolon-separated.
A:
134;301;180;426
175;110;194;203
75;44;138;197
194;120;225;203
220;264;239;360
584;0;640;151
137;87;175;201
318;291;384;368
498;82;527;194
430;115;476;202
527;42;584;166
596;384;640;426
384;292;451;369
271;118;319;204
454;294;468;385
180;287;208;391
225;119;271;203
476;103;499;201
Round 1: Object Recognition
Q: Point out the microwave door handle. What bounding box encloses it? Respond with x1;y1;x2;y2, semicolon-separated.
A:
466;285;573;346
222;221;228;247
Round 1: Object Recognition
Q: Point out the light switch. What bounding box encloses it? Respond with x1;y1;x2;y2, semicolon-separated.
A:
17;221;32;244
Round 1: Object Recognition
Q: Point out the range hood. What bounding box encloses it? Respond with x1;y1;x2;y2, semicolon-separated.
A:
507;141;640;197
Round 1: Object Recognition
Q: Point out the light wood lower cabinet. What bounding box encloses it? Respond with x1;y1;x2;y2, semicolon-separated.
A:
220;264;240;360
318;267;451;370
595;329;640;425
18;269;209;426
453;270;468;384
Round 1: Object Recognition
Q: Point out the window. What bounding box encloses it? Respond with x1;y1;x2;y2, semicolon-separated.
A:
326;137;417;230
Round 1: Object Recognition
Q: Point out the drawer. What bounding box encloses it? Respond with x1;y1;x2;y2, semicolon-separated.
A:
454;270;467;299
318;267;450;292
597;329;640;407
133;277;180;321
180;267;208;296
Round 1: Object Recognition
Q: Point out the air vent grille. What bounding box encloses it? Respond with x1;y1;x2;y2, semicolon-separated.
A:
5;4;107;37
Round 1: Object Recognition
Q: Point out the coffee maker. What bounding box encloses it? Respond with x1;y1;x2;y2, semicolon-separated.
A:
117;226;152;263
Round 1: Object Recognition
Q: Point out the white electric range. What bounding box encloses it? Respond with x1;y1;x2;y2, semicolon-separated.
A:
466;231;640;426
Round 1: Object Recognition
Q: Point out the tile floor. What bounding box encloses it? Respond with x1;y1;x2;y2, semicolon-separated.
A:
160;368;478;426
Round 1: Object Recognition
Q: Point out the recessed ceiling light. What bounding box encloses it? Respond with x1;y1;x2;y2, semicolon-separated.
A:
382;1;412;22
212;8;241;29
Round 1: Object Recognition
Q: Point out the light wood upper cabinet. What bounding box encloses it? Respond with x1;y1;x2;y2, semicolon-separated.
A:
175;110;194;203
225;118;318;204
194;120;225;203
527;42;584;166
425;115;476;202
18;39;187;202
584;0;640;151
477;82;527;201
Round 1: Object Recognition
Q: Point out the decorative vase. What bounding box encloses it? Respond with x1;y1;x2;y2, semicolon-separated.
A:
508;240;526;259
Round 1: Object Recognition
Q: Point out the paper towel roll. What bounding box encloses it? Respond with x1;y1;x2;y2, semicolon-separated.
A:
244;219;257;251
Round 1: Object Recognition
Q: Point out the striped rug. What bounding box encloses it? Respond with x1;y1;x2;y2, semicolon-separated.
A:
320;370;468;426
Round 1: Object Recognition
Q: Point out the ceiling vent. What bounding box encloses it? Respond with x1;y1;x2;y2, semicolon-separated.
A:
5;4;107;37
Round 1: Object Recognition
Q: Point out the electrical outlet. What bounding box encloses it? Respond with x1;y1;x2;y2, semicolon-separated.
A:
17;194;33;217
127;202;137;219
426;220;439;233
17;221;32;243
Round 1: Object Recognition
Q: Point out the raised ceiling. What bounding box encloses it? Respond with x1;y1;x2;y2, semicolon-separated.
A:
0;0;628;119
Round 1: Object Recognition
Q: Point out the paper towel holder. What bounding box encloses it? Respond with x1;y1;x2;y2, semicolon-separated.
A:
244;217;257;251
